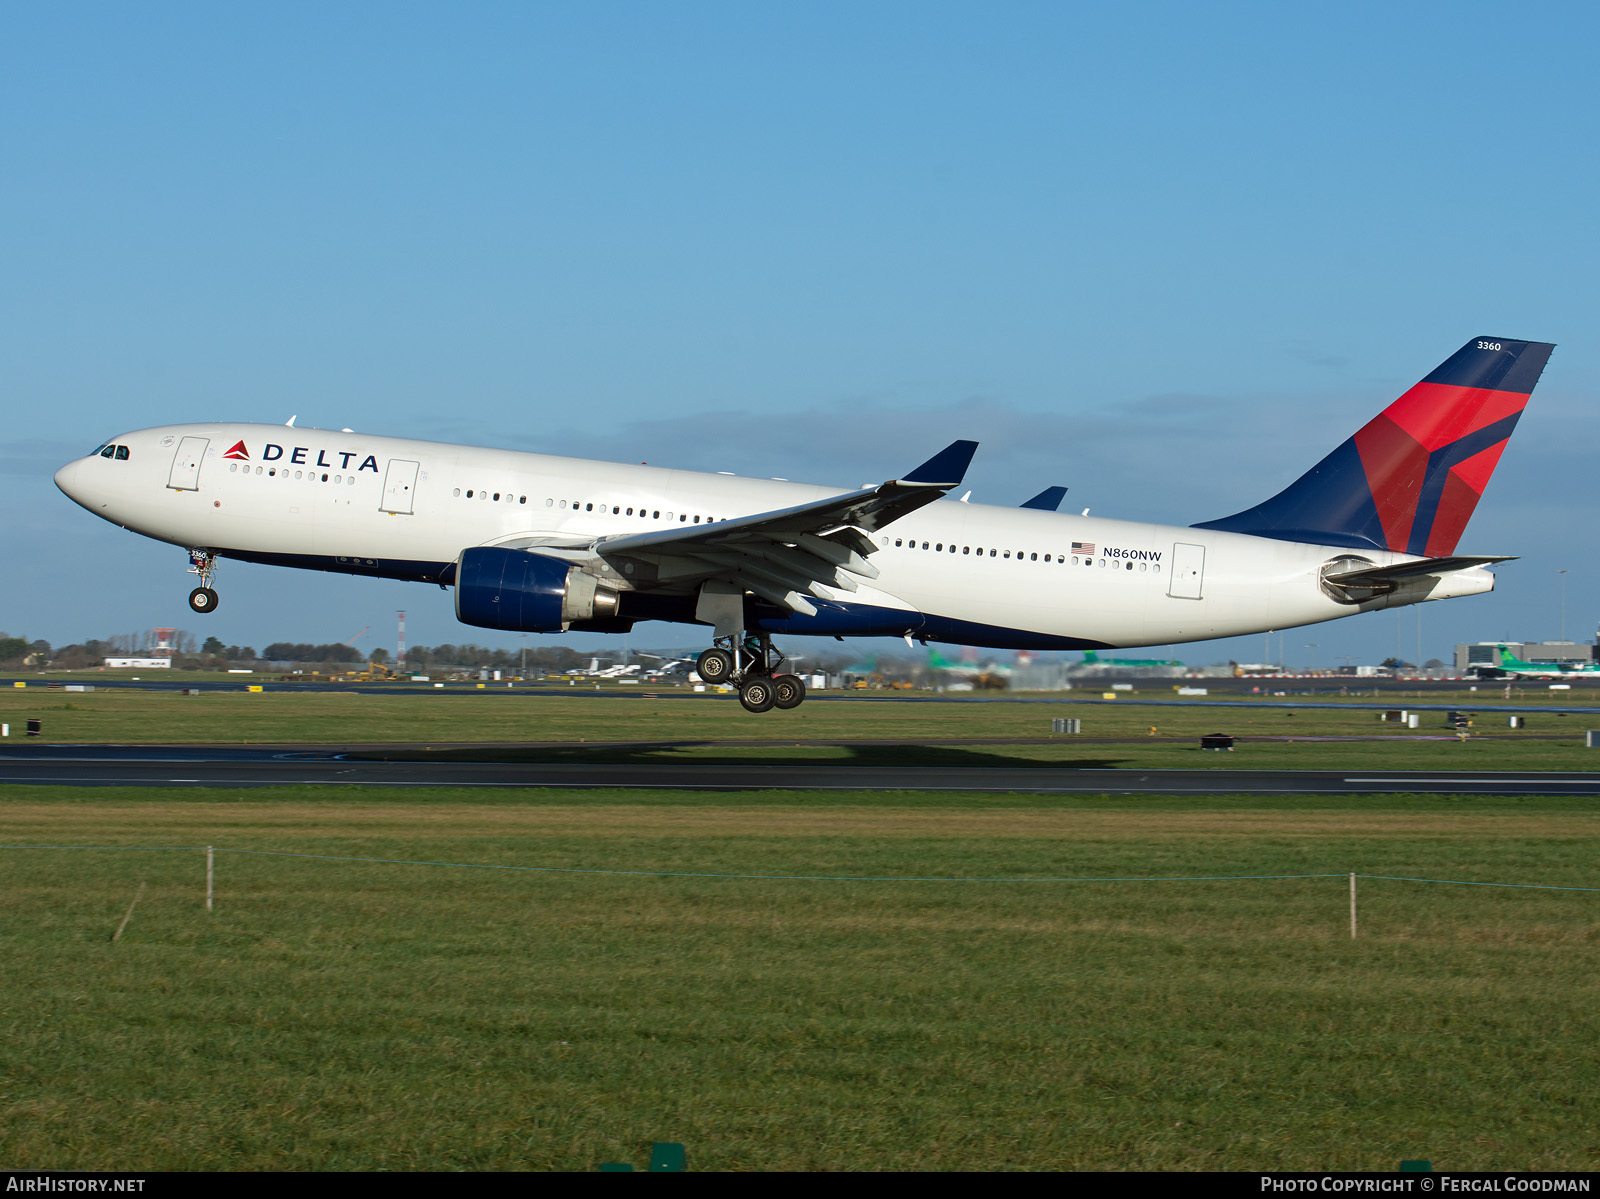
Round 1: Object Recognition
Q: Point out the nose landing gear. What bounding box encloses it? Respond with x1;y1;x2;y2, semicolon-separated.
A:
187;549;219;613
698;634;806;713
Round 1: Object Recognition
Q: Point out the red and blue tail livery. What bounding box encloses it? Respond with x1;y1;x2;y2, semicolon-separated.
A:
1194;337;1555;555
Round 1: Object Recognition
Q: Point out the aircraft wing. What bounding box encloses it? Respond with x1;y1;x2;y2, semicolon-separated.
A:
594;440;978;616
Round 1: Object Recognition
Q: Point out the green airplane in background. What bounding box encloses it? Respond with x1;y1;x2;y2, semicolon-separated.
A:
1080;650;1184;669
1477;645;1600;680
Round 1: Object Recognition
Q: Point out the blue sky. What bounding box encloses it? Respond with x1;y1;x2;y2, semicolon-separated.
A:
4;1;1596;667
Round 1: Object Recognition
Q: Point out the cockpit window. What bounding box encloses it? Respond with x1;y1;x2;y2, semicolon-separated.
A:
114;445;130;460
99;445;114;458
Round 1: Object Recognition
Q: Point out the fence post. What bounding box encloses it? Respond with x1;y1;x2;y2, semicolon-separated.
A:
206;846;214;911
1349;872;1357;939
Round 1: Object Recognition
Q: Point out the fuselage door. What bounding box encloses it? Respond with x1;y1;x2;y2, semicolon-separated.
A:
1167;542;1205;599
380;459;420;515
167;437;209;491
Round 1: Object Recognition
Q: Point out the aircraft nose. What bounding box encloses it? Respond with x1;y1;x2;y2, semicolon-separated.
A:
54;458;81;498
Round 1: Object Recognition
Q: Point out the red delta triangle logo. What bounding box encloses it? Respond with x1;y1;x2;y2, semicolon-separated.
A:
222;441;250;461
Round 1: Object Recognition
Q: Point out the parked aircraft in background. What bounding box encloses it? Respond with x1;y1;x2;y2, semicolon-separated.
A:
55;336;1553;713
1474;645;1600;681
1078;650;1184;670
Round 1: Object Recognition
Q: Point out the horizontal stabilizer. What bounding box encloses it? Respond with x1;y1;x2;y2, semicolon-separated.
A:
1020;486;1068;512
1323;555;1514;591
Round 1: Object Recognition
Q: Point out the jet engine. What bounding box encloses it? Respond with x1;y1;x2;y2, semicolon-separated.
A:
455;547;620;632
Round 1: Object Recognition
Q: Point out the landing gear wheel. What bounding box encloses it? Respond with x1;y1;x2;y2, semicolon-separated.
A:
772;673;806;710
697;648;735;684
738;677;776;713
189;587;219;614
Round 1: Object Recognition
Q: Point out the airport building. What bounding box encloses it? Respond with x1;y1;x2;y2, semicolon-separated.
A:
1454;640;1598;672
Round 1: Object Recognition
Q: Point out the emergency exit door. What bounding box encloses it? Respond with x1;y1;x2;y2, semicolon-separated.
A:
1167;542;1205;599
166;437;209;491
380;459;420;514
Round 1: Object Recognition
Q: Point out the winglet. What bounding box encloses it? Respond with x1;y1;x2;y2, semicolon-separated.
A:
900;440;978;487
1020;486;1068;511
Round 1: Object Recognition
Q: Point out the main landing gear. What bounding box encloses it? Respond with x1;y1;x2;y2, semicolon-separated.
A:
187;549;219;613
697;633;806;714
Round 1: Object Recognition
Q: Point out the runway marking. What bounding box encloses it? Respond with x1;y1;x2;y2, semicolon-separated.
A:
1345;777;1600;784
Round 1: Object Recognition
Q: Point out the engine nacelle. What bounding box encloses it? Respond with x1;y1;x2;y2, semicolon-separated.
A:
454;547;619;632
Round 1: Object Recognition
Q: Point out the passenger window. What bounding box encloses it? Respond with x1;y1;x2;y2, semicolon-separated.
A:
453;488;460;496
467;490;474;498
1003;551;1010;558
1030;553;1037;561
652;510;659;519
962;547;969;554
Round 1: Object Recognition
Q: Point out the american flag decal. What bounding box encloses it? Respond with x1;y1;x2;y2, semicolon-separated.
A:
1072;541;1095;555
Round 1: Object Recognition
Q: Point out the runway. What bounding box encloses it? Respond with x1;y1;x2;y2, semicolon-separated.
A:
28;676;1600;715
3;743;1598;794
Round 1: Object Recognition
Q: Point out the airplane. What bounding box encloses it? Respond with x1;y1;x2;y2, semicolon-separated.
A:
54;335;1554;714
1473;645;1600;681
1078;649;1184;670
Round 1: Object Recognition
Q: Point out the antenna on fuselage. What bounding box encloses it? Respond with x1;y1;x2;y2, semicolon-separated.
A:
285;415;297;427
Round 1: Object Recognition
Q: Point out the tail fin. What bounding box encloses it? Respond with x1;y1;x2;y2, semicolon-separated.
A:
1498;645;1531;668
1194;337;1555;555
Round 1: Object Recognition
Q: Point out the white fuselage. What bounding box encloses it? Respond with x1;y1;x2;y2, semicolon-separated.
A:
55;422;1495;650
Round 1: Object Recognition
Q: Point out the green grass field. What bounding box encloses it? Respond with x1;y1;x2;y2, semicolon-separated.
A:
4;684;1600;771
2;785;1597;1171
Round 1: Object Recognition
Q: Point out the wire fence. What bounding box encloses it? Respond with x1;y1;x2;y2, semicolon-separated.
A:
5;843;1599;891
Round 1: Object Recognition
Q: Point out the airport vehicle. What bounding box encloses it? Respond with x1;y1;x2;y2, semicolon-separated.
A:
1474;644;1600;681
55;336;1553;713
